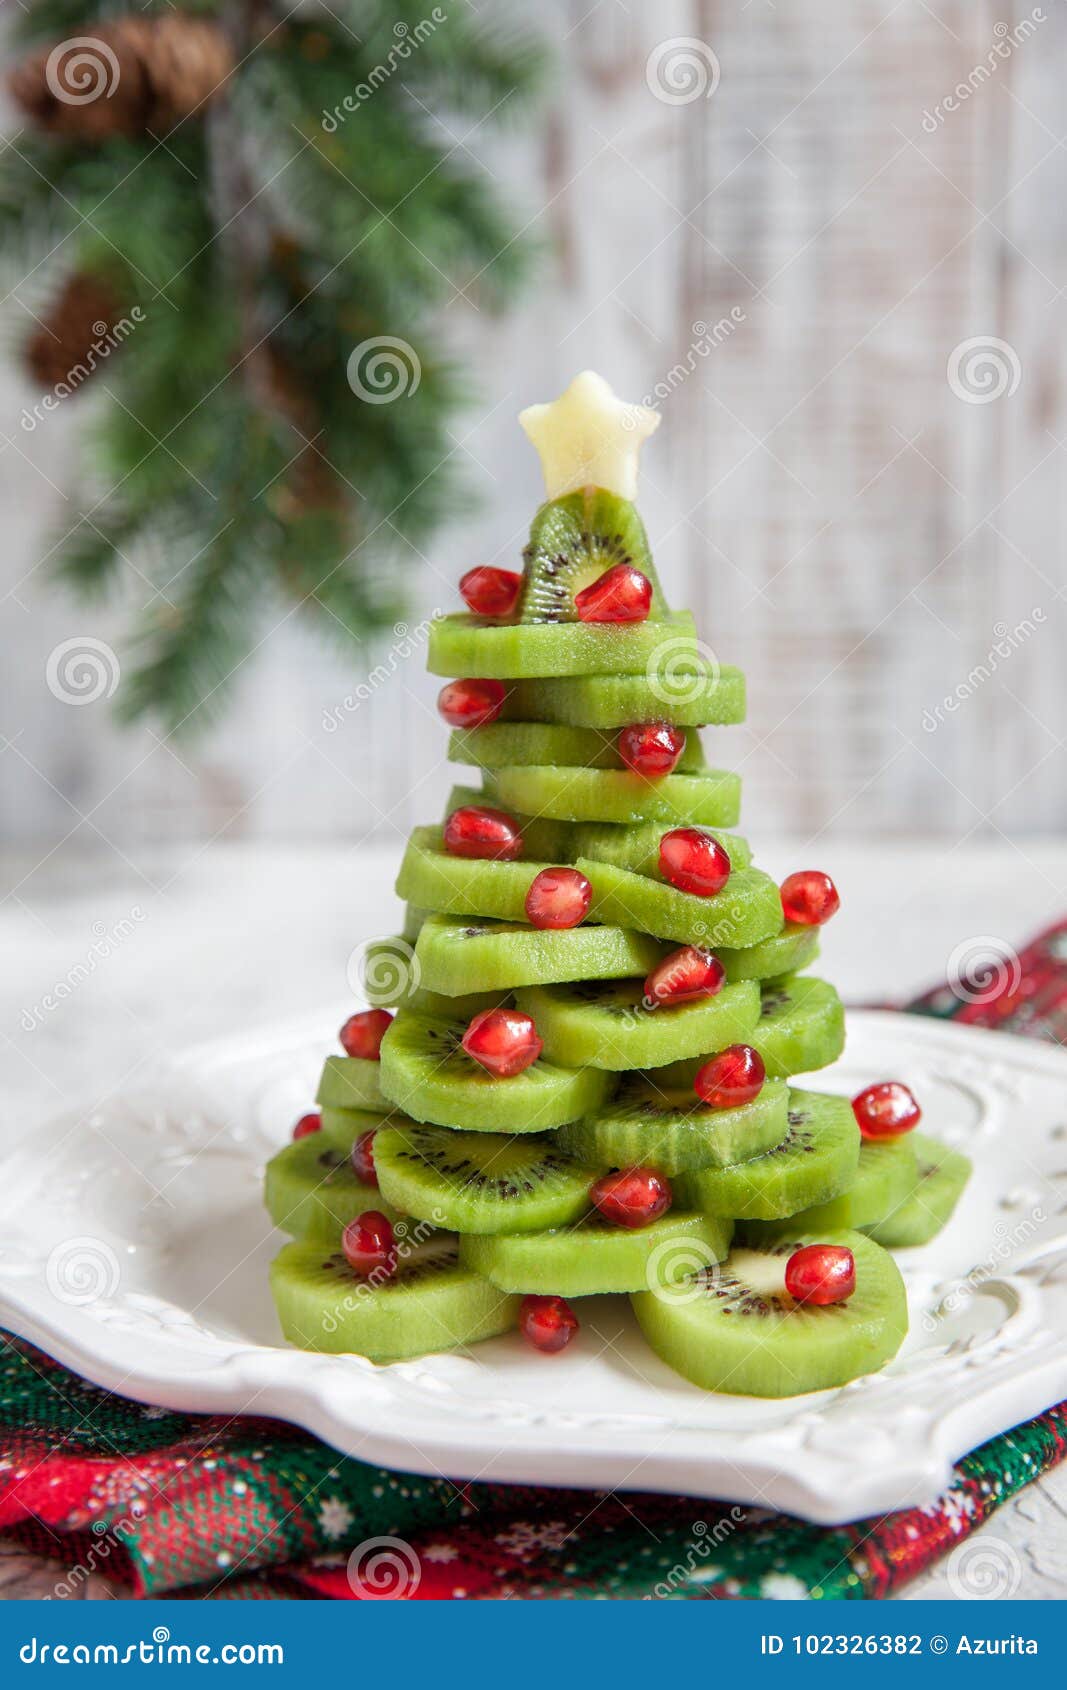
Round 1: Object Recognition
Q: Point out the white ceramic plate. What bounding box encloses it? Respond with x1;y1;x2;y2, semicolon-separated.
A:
1;1009;1065;1525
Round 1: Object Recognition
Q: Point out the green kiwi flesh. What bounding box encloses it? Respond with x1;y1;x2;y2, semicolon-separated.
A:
373;1122;600;1234
460;1211;734;1297
488;767;741;827
577;857;782;950
413;914;664;996
673;1089;860;1219
449;721;707;773
555;1077;790;1177
865;1132;972;1247
515;978;760;1071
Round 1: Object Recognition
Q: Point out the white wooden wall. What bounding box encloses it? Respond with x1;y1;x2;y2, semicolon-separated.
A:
2;0;1065;855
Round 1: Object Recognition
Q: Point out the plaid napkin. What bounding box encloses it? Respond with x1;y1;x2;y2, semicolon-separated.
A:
2;920;1064;1600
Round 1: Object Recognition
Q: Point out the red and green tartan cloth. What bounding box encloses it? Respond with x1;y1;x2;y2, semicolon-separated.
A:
1;919;1065;1600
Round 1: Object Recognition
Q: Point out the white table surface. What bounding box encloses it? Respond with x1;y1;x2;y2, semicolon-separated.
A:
3;838;1067;1601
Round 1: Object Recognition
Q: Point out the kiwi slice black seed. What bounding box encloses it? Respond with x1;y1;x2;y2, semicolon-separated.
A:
517;490;667;623
373;1122;600;1234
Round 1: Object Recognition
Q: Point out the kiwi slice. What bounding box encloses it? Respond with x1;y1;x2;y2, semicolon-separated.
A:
396;827;566;925
413;913;664;996
556;1077;790;1177
449;722;707;773
264;1135;404;1242
755;977;846;1077
487;767;741;828
572;819;751;877
316;1055;387;1111
379;1007;611;1132
717;925;820;984
428;609;698;680
515;978;760;1071
373;1122;599;1234
402;903;430;942
461;1211;734;1297
270;1236;518;1360
577;857;783;951
516;489;667;621
318;1104;405;1149
499;663;744;729
673;1089;860;1219
743;1133;919;1241
444;784;575;863
631;1229;907;1397
865;1132;972;1248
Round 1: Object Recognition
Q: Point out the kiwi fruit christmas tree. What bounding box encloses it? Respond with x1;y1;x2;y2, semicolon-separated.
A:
266;372;971;1397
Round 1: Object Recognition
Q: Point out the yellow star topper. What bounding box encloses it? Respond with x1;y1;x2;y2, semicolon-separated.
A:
519;371;660;502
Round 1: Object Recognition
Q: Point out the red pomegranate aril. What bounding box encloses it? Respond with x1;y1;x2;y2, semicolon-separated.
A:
520;1294;579;1354
292;1111;321;1141
339;1009;393;1060
785;1244;856;1306
658;827;731;897
694;1044;766;1110
525;866;592;930
573;563;652;624
350;1130;378;1186
780;870;840;927
590;1166;672;1229
459;565;522;618
437;677;506;730
462;1007;543;1078
443;805;523;862
644;946;725;1007
852;1081;921;1140
342;1210;397;1279
618;722;686;778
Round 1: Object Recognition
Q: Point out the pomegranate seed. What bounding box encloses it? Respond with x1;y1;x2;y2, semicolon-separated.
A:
342;1210;397;1279
462;1007;543;1077
443;805;523;862
618;722;686;778
780;870;840;927
339;1009;393;1060
525;866;592;930
785;1244;856;1306
437;677;506;731
292;1111;321;1141
350;1129;378;1186
852;1081;921;1140
574;564;652;624
644;946;725;1007
520;1294;578;1354
658;828;731;897
590;1166;672;1229
459;565;522;619
694;1044;766;1109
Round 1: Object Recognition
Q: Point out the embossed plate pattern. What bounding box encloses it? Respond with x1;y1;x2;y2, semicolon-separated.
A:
1;1010;1065;1524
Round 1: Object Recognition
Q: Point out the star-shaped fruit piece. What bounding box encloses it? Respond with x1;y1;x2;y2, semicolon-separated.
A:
519;370;660;501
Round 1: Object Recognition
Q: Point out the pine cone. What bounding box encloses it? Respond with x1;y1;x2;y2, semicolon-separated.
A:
24;273;121;392
9;15;234;141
